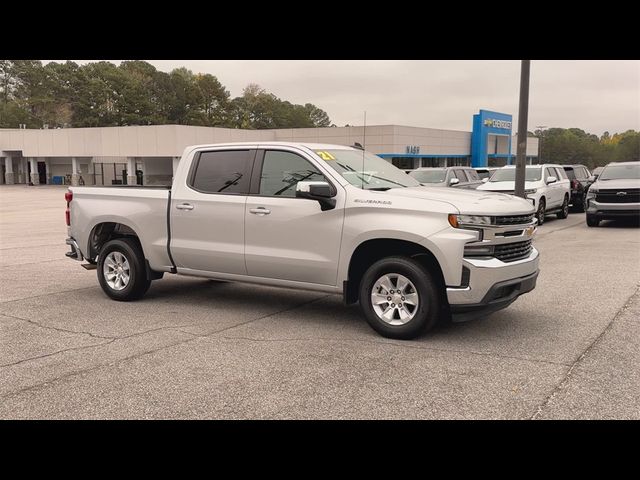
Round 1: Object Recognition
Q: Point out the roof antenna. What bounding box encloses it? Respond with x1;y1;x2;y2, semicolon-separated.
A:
362;111;366;189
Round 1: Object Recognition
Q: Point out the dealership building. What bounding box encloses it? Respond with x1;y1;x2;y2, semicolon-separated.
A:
0;110;538;186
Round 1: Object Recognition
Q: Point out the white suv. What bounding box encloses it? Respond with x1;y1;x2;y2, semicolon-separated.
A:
477;164;571;225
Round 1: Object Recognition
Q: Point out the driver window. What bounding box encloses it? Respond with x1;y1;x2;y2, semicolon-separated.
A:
260;150;325;197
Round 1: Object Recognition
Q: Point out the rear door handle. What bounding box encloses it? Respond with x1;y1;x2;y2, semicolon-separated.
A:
176;203;194;211
249;207;271;216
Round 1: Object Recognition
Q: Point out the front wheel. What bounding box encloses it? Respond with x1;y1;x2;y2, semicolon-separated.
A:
536;198;546;226
359;256;441;339
557;195;569;219
586;214;599;227
97;238;151;301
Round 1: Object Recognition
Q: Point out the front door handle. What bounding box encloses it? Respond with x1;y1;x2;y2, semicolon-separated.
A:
176;203;194;211
249;207;271;216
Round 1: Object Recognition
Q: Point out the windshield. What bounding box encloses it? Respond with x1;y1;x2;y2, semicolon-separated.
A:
599;164;640;180
489;168;542;182
409;169;446;183
316;149;420;190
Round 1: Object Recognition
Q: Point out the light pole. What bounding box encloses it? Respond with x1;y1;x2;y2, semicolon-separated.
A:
514;60;531;199
535;125;547;164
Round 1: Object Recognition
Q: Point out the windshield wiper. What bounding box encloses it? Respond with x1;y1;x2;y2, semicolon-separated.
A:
366;187;392;191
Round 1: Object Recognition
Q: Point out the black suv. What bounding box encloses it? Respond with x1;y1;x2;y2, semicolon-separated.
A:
563;165;592;212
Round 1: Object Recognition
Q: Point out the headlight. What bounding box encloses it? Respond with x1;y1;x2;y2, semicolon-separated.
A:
464;245;495;256
587;188;598;197
449;214;493;227
524;189;537;195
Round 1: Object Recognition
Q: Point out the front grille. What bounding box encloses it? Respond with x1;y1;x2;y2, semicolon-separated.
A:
494;213;535;225
494;240;533;262
596;189;640;203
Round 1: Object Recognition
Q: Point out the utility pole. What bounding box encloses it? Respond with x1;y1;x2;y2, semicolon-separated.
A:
514;60;531;198
535;125;547;164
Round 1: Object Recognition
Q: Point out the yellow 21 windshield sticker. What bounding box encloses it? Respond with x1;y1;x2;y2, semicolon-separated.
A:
315;150;336;161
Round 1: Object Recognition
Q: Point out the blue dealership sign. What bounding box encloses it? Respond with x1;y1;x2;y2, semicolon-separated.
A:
471;110;513;167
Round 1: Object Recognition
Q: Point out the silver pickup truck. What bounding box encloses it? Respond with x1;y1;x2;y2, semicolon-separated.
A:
65;142;540;339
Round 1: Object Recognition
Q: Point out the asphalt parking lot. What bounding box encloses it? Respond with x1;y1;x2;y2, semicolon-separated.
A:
1;184;639;419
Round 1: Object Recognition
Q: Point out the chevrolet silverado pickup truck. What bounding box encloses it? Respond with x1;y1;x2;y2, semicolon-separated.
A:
65;142;540;339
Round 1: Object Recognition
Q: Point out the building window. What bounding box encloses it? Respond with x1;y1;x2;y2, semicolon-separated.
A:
391;157;415;170
421;158;444;168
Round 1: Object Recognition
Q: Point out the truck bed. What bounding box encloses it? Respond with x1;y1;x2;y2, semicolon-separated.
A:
68;186;173;271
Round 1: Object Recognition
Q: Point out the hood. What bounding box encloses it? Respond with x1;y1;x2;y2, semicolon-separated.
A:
477;181;539;192
385;186;535;215
593;178;640;190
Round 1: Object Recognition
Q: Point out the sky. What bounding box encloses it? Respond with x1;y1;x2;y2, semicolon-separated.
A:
53;60;639;136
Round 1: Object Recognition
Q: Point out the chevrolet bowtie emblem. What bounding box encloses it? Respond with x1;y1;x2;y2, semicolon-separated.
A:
526;226;535;236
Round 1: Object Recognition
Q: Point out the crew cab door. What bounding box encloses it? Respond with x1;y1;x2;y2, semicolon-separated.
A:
544;166;562;207
170;147;256;275
244;148;345;286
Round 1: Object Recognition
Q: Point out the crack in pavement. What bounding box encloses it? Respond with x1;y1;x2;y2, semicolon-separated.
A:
0;286;97;305
0;295;330;400
529;285;640;420
0;339;116;368
0;312;113;340
0;258;73;268
206;334;570;368
0;313;198;369
535;217;584;239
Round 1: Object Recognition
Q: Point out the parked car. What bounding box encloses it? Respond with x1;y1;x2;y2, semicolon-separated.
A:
591;166;604;180
563;164;591;212
64;142;539;340
474;167;499;182
409;167;483;189
585;161;640;227
477;164;571;225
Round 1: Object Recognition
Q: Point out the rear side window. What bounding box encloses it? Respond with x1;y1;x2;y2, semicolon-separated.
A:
564;167;576;179
576;167;588;179
466;169;480;181
454;170;468;181
555;167;567;180
545;167;556;180
190;150;254;194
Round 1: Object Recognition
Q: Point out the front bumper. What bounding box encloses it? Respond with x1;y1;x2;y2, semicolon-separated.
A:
586;200;640;219
446;247;539;320
65;237;84;261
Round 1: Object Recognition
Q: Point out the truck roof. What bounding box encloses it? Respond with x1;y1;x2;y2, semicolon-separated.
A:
185;141;357;151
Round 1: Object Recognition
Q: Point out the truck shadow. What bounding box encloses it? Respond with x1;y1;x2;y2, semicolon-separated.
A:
599;218;640;228
141;277;534;343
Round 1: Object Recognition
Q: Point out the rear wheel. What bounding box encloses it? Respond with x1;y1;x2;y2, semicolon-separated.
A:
557;195;569;219
359;256;441;340
97;238;151;301
536;198;546;225
586;214;599;227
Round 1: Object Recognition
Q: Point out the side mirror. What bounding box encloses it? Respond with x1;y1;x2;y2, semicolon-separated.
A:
482;177;489;183
546;176;557;184
449;177;460;186
296;181;336;211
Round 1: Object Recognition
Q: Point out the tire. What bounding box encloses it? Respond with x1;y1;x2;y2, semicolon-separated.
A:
586;214;599;227
536;198;546;226
557;195;569;219
359;256;441;340
97;238;151;301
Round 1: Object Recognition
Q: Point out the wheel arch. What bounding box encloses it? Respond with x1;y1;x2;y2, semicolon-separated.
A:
344;238;446;305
